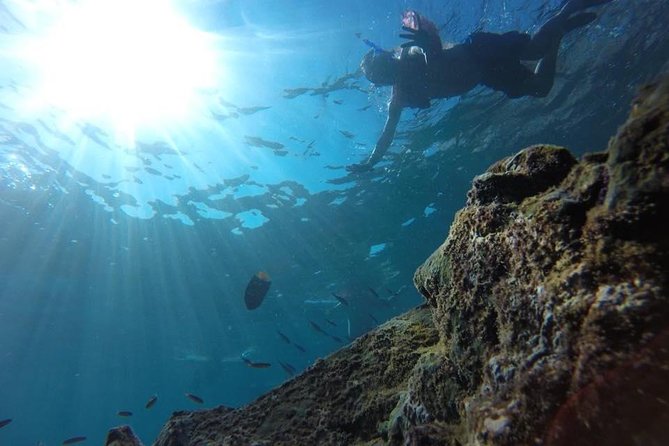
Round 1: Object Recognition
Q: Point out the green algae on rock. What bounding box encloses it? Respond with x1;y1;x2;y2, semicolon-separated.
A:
153;307;439;446
412;75;669;445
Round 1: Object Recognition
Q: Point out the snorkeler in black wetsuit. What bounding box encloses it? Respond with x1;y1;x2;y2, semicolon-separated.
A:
347;0;613;172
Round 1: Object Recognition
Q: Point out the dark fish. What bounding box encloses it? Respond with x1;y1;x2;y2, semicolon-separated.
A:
330;335;344;343
0;418;11;428
242;355;271;368
386;285;407;298
333;99;343;105
219;98;237;108
185;393;204;404
279;361;296;376
368;313;379;324
145;394;158;409
244;271;271;310
245;136;285;151
309;320;328;335
145;167;162;176
117;411;132;417
293;343;307;353
237;106;271;115
331;292;349;306
355;32;362;38
276;330;291;344
325;318;337;327
62;437;87;445
357;104;372;111
367;287;380;299
248;361;271;369
339;130;355;139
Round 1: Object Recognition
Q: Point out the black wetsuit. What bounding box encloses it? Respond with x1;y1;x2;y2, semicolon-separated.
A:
467;31;535;98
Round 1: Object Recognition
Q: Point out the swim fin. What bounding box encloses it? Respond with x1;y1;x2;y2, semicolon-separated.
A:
564;12;597;32
582;0;613;7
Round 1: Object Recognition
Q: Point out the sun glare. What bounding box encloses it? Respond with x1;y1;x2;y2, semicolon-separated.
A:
21;0;220;136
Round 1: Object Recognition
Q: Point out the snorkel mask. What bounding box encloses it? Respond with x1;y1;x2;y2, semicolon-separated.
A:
360;39;398;86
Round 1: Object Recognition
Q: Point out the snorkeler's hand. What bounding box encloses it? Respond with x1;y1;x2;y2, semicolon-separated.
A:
346;162;374;173
399;26;433;50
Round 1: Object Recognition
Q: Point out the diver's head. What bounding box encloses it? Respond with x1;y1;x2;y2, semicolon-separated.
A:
360;49;399;86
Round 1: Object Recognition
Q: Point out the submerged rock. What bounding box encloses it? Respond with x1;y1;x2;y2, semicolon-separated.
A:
412;74;669;445
105;425;143;446
154;307;439;445
152;76;669;445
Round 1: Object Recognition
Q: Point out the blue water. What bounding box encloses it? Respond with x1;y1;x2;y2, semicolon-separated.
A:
0;0;665;444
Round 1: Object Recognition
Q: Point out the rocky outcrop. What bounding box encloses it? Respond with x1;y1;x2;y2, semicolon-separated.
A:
105;425;144;446
154;307;439;445
412;75;669;445
140;76;669;445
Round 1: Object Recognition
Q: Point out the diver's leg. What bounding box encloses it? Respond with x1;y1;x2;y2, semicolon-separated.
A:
522;0;612;60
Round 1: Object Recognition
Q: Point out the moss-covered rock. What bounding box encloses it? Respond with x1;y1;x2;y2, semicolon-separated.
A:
411;75;669;445
153;307;439;446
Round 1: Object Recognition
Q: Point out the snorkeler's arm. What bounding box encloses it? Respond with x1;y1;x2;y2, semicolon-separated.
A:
347;97;402;172
367;99;402;166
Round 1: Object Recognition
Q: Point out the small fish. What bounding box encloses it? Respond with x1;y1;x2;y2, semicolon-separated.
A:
325;318;337;327
330;335;344;343
367;287;380;299
279;361;296;376
276;330;291;344
331;292;349;306
237;106;271;115
242;355;271;368
185;393;204;404
293;343;307;353
386;285;407;299
245;136;285;152
355;32;362;38
357;104;372;111
244;271;272;310
145;394;158;409
145;167;162;176
117;411;133;417
368;313;379;324
333;99;343;105
248;361;272;369
0;418;11;429
339;130;355;139
62;437;87;445
309;320;328;336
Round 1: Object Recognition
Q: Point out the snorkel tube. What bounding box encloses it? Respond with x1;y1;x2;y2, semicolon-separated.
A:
362;38;389;54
